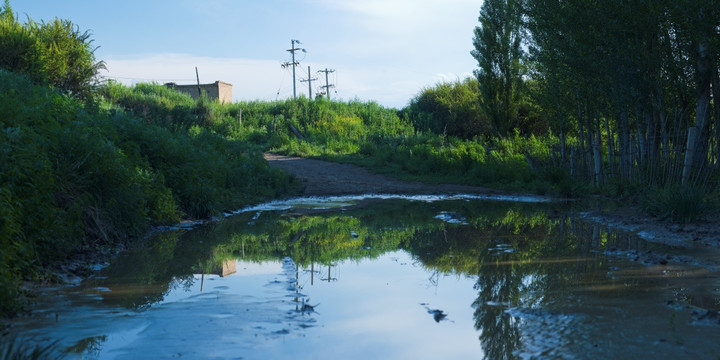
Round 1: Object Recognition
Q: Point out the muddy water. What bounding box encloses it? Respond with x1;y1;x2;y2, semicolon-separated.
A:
6;195;720;359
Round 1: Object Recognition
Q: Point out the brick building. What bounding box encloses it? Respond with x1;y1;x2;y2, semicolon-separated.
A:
165;81;233;103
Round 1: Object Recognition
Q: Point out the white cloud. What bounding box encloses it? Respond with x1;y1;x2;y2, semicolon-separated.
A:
99;1;482;109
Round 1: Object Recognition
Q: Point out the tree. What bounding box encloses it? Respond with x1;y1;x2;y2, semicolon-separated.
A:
524;0;719;190
471;0;525;138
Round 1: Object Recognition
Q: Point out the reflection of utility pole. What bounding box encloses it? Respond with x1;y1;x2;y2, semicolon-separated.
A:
295;263;300;311
318;68;335;100
321;263;337;282
428;270;440;295
300;66;317;99
282;39;305;99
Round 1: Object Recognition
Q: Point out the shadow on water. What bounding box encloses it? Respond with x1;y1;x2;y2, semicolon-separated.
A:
5;196;720;359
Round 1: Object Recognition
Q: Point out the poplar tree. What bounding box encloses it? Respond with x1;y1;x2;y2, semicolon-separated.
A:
525;0;719;188
471;0;524;138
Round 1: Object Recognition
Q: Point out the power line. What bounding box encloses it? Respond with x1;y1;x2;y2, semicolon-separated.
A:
276;66;290;101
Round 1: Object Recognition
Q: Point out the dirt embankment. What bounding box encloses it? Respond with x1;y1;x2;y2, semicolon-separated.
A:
264;153;506;196
264;153;720;251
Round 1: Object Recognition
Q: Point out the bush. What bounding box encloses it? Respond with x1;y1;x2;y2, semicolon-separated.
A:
0;1;104;99
403;77;489;139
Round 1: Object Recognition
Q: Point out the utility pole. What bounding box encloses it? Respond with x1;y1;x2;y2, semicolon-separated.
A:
300;66;318;99
318;68;335;100
195;66;202;97
282;39;304;99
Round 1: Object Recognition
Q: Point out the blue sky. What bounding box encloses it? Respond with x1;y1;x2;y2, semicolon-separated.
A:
14;0;482;108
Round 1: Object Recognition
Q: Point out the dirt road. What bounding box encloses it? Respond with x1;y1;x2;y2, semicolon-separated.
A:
263;153;502;196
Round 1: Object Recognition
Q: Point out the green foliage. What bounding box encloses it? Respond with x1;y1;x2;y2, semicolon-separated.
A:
641;185;718;224
0;2;104;99
101;82;567;193
525;0;720;191
472;0;525;138
0;69;292;316
99;81;197;130
403;78;489;139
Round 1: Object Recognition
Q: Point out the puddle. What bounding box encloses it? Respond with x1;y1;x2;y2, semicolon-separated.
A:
233;193;553;214
5;196;720;359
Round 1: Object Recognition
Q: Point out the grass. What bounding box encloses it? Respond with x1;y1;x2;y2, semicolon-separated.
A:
641;185;718;223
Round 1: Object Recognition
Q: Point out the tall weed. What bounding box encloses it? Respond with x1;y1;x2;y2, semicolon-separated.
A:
641;185;718;223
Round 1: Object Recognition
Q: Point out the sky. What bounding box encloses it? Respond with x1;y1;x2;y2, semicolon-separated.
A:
13;0;482;109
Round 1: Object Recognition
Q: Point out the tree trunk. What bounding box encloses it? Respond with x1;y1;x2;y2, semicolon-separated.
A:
560;128;567;164
712;64;720;168
682;126;698;184
570;147;575;178
576;91;587;177
645;105;656;165
605;115;615;178
593;131;603;186
636;105;646;163
618;110;631;180
690;39;712;175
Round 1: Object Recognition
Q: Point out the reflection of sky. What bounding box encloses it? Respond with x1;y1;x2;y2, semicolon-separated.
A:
10;252;485;359
259;251;485;359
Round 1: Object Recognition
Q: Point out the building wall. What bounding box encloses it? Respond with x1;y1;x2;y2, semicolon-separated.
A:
166;81;233;103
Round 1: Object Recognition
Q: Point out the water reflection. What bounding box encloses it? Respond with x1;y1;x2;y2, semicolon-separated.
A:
474;254;523;360
7;197;720;359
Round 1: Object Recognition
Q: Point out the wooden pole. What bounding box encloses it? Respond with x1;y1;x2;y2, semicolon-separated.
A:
195;67;201;98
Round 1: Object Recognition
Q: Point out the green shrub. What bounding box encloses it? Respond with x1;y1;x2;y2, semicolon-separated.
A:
0;1;104;99
403;78;489;139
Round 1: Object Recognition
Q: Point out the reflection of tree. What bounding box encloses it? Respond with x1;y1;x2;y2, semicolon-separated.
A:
473;254;522;360
92;198;595;317
61;193;664;358
466;216;647;360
